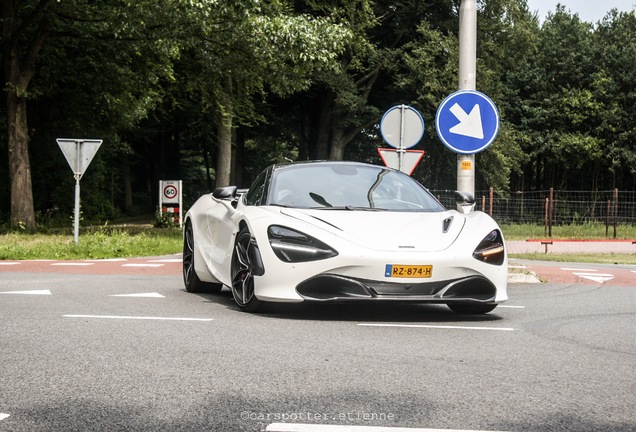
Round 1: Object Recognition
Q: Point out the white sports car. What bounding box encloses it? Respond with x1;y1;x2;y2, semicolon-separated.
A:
183;161;508;314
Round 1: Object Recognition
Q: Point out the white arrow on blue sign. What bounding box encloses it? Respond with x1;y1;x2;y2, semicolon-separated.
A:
435;90;500;154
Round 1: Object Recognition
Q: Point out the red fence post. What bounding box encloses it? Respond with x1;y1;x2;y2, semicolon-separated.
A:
544;198;549;237
614;188;619;239
549;188;554;238
606;200;611;237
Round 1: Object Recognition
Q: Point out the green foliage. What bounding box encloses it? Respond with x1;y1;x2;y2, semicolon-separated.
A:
501;223;636;240
2;0;636;226
508;252;636;265
154;208;179;229
0;227;182;260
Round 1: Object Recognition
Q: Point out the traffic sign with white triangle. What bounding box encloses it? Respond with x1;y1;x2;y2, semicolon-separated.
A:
57;139;102;178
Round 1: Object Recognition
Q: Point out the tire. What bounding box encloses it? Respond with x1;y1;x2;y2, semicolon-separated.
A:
183;220;222;294
230;227;262;312
447;302;497;315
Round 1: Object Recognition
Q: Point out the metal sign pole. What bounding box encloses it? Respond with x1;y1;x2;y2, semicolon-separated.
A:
74;176;80;245
458;0;477;198
73;140;82;245
178;180;183;228
398;105;406;172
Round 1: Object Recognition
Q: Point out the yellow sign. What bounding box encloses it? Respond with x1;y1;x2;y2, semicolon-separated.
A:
461;161;472;170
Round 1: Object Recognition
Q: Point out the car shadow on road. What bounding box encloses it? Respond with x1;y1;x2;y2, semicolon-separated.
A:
188;288;504;323
256;302;504;323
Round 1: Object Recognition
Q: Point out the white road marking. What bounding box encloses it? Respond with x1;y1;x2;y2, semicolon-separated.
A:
51;262;93;266
508;265;526;269
85;258;127;262
561;267;616;283
357;323;514;331
121;263;164;268
0;290;51;295
109;292;165;298
0;413;9;421
0;262;20;266
265;423;509;432
561;268;596;272
63;315;212;321
573;273;615;283
148;258;182;263
498;305;525;309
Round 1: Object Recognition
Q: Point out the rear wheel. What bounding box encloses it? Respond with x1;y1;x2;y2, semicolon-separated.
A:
447;302;497;315
183;220;222;294
231;227;262;312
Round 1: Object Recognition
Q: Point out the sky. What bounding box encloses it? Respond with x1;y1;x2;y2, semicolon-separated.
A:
526;0;636;23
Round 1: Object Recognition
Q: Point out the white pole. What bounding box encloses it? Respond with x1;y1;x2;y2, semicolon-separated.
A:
457;0;477;198
178;180;183;228
74;179;80;245
74;140;81;245
398;105;406;171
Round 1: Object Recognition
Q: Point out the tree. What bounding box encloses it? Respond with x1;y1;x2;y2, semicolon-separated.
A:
1;0;180;229
286;0;442;162
2;0;53;230
593;10;636;189
165;0;350;187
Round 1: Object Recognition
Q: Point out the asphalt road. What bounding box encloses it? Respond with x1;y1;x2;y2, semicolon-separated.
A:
0;265;634;432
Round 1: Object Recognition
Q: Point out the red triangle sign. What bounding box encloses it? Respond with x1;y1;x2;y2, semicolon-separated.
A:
377;148;424;175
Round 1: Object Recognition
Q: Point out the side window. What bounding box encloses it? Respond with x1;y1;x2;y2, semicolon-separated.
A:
244;171;267;206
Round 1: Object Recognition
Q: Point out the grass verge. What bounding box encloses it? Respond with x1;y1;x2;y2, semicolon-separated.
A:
1;223;634;263
509;253;636;265
501;223;636;240
0;227;182;260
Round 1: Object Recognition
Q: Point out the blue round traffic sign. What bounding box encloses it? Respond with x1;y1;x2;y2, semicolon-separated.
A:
435;90;500;154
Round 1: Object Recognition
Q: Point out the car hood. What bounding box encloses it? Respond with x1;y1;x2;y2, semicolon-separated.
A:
278;208;465;252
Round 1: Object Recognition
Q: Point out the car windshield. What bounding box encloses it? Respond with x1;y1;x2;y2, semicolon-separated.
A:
268;163;446;212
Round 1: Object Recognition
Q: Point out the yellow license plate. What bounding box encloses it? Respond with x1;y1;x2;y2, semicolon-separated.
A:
385;264;433;278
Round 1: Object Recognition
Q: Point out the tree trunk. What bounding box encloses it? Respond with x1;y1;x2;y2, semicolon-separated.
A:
329;127;346;160
122;154;133;214
215;111;233;187
7;94;36;230
309;91;335;160
2;0;51;231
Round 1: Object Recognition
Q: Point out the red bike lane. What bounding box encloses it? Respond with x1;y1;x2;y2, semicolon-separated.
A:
0;256;182;276
522;262;636;286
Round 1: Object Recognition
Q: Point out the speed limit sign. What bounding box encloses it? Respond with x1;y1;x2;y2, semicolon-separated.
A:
161;181;180;204
163;184;178;201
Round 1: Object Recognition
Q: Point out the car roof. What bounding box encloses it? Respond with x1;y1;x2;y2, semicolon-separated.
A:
271;160;390;172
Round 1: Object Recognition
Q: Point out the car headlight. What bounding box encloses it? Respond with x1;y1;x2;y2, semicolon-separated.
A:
473;229;505;265
268;225;338;263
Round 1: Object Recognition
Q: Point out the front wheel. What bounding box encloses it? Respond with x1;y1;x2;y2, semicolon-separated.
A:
231;227;262;312
183;220;222;294
447;302;497;315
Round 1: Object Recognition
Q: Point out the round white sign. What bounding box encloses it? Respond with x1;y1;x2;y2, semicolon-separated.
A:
380;105;425;149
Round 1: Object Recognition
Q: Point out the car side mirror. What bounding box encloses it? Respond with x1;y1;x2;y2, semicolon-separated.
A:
454;191;475;214
212;186;237;200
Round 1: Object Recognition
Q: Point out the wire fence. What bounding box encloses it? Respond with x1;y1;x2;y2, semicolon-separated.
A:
431;188;636;227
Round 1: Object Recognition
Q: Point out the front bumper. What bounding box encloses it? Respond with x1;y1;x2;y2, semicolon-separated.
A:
296;274;497;303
